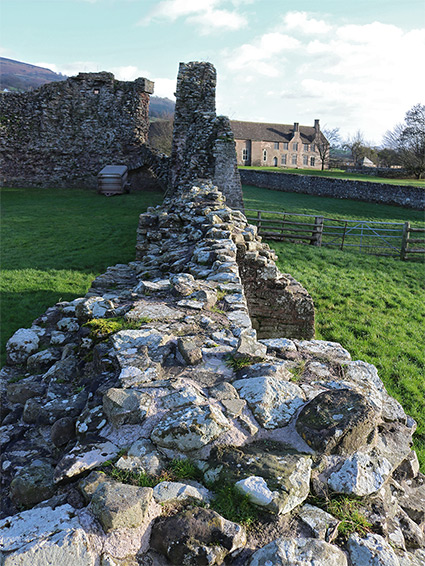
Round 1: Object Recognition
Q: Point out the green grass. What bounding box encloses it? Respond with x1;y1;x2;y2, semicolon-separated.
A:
242;186;425;467
243;184;425;225
239;166;425;188
0;187;163;364
1;183;424;470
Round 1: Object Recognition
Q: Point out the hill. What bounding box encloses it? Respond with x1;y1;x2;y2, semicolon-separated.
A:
0;57;175;116
149;96;175;117
0;57;67;91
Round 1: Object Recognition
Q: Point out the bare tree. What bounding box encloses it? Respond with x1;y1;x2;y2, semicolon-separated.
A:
343;130;378;166
316;127;340;170
383;104;425;178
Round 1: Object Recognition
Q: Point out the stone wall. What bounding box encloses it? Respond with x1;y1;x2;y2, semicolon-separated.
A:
167;62;244;211
240;169;425;210
2;181;423;565
135;181;314;340
0;72;168;189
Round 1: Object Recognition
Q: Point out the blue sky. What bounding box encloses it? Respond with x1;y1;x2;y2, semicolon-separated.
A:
1;0;424;144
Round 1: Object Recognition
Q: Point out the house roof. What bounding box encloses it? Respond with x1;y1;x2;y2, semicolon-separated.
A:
230;120;324;144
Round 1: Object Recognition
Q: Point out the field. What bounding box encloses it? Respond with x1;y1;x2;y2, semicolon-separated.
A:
1;187;163;366
1;185;424;466
239;166;425;188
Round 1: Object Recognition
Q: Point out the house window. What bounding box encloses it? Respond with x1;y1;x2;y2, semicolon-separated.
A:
263;149;267;162
303;155;308;166
274;142;279;150
292;143;298;151
310;157;316;166
311;144;316;152
283;142;288;150
281;154;287;165
292;154;297;165
303;144;309;151
242;148;248;161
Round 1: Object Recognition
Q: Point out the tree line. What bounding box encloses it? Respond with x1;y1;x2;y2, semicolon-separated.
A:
320;103;425;179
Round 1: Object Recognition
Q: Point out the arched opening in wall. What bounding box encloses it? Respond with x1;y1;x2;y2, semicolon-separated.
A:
128;165;164;192
273;157;278;167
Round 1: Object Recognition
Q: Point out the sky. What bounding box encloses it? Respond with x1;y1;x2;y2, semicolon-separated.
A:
1;0;424;145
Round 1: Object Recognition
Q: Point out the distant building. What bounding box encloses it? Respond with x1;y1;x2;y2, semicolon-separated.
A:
359;156;376;168
230;119;328;169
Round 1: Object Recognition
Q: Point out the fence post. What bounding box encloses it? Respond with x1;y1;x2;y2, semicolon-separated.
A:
400;221;410;260
257;210;262;233
340;221;348;250
311;216;324;246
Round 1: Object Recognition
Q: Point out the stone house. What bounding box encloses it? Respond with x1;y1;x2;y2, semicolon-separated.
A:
231;119;328;169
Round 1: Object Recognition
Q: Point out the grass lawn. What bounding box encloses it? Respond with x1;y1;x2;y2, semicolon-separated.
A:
243;184;425;225
242;186;425;467
239;166;425;188
1;186;164;364
1;184;424;468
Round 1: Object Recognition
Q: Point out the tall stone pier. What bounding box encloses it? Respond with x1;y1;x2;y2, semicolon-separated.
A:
168;62;244;211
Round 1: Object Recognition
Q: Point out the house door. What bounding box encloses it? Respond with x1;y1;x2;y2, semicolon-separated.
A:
273;157;278;166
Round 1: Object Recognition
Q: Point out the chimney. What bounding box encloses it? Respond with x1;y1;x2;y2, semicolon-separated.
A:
294;122;299;132
314;119;320;132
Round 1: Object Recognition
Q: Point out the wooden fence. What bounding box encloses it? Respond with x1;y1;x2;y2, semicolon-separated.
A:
400;222;425;260
245;209;425;260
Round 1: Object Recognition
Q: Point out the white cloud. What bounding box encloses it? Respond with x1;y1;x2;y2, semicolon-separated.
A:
151;77;176;100
226;33;300;76
283;11;331;35
221;12;425;143
139;0;248;34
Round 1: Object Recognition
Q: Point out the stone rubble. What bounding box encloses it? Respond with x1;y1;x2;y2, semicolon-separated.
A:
1;181;423;565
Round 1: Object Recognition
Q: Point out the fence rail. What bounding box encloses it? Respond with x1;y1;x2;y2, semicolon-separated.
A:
244;209;424;259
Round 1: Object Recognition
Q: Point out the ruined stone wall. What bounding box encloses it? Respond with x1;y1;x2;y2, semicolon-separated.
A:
2;181;423;566
0;72;164;189
167;62;244;211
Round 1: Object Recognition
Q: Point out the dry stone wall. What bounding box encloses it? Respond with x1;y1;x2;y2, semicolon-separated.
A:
167;62;244;211
1;181;424;566
0;72;168;189
240;169;425;210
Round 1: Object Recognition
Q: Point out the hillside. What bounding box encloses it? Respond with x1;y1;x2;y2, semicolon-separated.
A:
0;57;67;91
0;57;175;117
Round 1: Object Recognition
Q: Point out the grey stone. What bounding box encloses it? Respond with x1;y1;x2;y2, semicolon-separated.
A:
249;537;348;566
103;388;152;427
26;349;60;373
75;296;115;322
233;376;305;429
295;340;351;363
295;389;379;455
153;481;211;504
234;333;267;361
177;336;203;365
347;533;401;566
10;459;55;508
125;301;184;322
6;329;40;365
328;451;393;496
151;404;230;452
50;416;76;447
54;441;119;483
0;500;97;564
150;507;246;565
259;338;297;354
90;481;153;532
207;445;312;515
299;503;339;540
6;380;46;405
